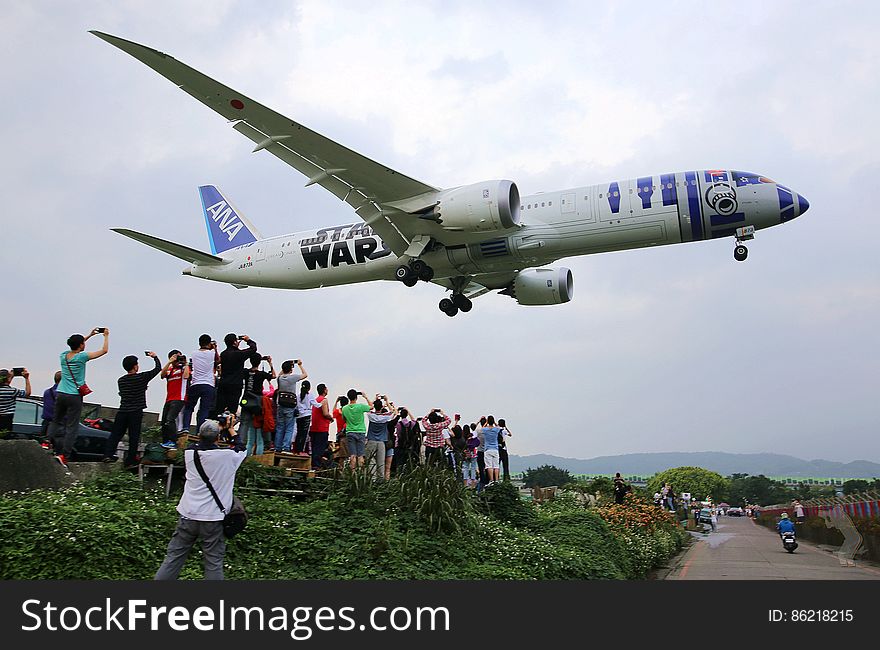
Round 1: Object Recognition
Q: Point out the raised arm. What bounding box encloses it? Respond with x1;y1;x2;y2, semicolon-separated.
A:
144;352;162;379
21;368;32;397
161;354;177;378
86;328;110;360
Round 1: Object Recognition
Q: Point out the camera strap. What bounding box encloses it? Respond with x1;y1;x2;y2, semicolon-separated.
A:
192;449;226;515
64;354;82;391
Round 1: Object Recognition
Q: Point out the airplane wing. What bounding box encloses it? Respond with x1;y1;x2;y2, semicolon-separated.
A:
91;31;440;257
112;228;227;266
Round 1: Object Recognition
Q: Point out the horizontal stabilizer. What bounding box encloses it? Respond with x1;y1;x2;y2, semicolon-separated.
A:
111;228;227;266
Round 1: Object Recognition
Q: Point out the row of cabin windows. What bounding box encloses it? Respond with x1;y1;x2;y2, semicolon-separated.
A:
529;180;701;207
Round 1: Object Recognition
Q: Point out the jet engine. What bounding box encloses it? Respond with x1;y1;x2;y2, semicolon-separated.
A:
433;180;521;233
501;267;573;306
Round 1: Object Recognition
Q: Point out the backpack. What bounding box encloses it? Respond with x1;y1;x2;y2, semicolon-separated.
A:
398;420;419;449
142;442;168;463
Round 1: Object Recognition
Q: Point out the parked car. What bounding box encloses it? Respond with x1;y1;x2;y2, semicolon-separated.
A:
8;397;110;460
727;507;744;517
698;508;713;524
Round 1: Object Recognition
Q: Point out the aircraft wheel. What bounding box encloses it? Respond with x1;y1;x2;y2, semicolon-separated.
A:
395;264;413;281
734;245;748;262
439;297;457;316
453;294;473;312
403;276;418;287
418;265;435;282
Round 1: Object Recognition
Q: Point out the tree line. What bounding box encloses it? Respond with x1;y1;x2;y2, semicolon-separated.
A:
521;465;880;506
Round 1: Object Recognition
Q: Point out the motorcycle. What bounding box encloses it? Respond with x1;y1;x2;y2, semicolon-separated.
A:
781;530;798;553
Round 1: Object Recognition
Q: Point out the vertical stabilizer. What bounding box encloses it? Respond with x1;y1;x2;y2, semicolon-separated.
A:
198;185;262;254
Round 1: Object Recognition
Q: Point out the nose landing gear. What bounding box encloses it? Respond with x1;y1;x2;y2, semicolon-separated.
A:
733;225;755;262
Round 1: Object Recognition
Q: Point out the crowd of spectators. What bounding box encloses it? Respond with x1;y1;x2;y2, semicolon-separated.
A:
4;328;514;488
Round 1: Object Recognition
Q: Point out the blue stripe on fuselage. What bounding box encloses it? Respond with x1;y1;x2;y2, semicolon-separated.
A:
637;176;653;210
710;213;746;227
660;173;677;207
608;181;621;213
685;171;703;240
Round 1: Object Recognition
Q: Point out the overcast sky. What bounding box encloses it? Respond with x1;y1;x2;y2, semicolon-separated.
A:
1;1;878;463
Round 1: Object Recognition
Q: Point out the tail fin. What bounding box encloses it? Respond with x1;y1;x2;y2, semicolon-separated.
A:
198;185;262;254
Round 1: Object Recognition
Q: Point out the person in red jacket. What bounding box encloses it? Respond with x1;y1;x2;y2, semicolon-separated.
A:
309;383;333;469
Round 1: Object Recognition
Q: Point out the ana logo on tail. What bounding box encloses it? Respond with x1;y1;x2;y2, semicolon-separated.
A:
205;199;245;242
198;185;260;254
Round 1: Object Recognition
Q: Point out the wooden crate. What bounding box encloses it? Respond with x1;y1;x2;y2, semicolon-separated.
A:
274;452;312;470
177;434;200;450
250;451;275;466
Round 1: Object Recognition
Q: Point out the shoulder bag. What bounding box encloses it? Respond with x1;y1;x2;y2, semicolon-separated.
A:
192;449;248;538
64;354;92;397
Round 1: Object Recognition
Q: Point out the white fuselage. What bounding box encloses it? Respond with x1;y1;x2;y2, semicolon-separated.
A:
188;170;808;291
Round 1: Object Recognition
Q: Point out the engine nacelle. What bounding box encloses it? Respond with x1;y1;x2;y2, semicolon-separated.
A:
435;180;521;233
503;267;574;306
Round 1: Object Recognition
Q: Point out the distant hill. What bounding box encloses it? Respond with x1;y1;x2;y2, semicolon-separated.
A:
507;452;880;479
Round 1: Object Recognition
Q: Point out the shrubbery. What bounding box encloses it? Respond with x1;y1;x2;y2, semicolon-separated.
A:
0;466;687;580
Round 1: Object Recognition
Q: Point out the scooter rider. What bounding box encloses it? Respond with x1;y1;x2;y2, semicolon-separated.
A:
776;512;795;537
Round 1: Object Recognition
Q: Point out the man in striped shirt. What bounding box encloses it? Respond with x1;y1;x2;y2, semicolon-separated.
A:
0;368;31;432
102;352;162;466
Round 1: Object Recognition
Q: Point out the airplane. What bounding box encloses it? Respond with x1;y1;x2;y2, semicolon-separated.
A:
92;31;810;317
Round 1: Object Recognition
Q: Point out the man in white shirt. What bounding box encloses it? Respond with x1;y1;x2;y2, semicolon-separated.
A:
181;334;219;433
154;417;246;580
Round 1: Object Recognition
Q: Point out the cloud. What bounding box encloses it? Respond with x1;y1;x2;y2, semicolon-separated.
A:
1;1;878;464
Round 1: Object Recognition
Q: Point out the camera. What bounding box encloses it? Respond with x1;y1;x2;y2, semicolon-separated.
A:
217;410;232;426
175;355;187;367
12;367;24;377
293;359;299;365
261;356;270;361
96;327;106;333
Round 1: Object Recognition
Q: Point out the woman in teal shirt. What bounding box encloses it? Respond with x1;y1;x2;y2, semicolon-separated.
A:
51;327;109;468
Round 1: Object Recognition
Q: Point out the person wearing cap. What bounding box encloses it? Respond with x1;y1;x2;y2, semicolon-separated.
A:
155;416;246;580
0;367;31;432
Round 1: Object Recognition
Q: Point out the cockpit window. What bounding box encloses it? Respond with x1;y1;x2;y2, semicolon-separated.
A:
733;171;775;187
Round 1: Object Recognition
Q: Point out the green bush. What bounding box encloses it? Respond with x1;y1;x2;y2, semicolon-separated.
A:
0;465;687;580
475;481;540;529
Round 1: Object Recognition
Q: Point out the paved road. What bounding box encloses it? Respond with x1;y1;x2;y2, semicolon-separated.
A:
665;515;880;580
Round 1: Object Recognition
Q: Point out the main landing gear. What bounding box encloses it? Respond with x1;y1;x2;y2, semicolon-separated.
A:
439;293;473;317
395;259;434;287
733;225;755;262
